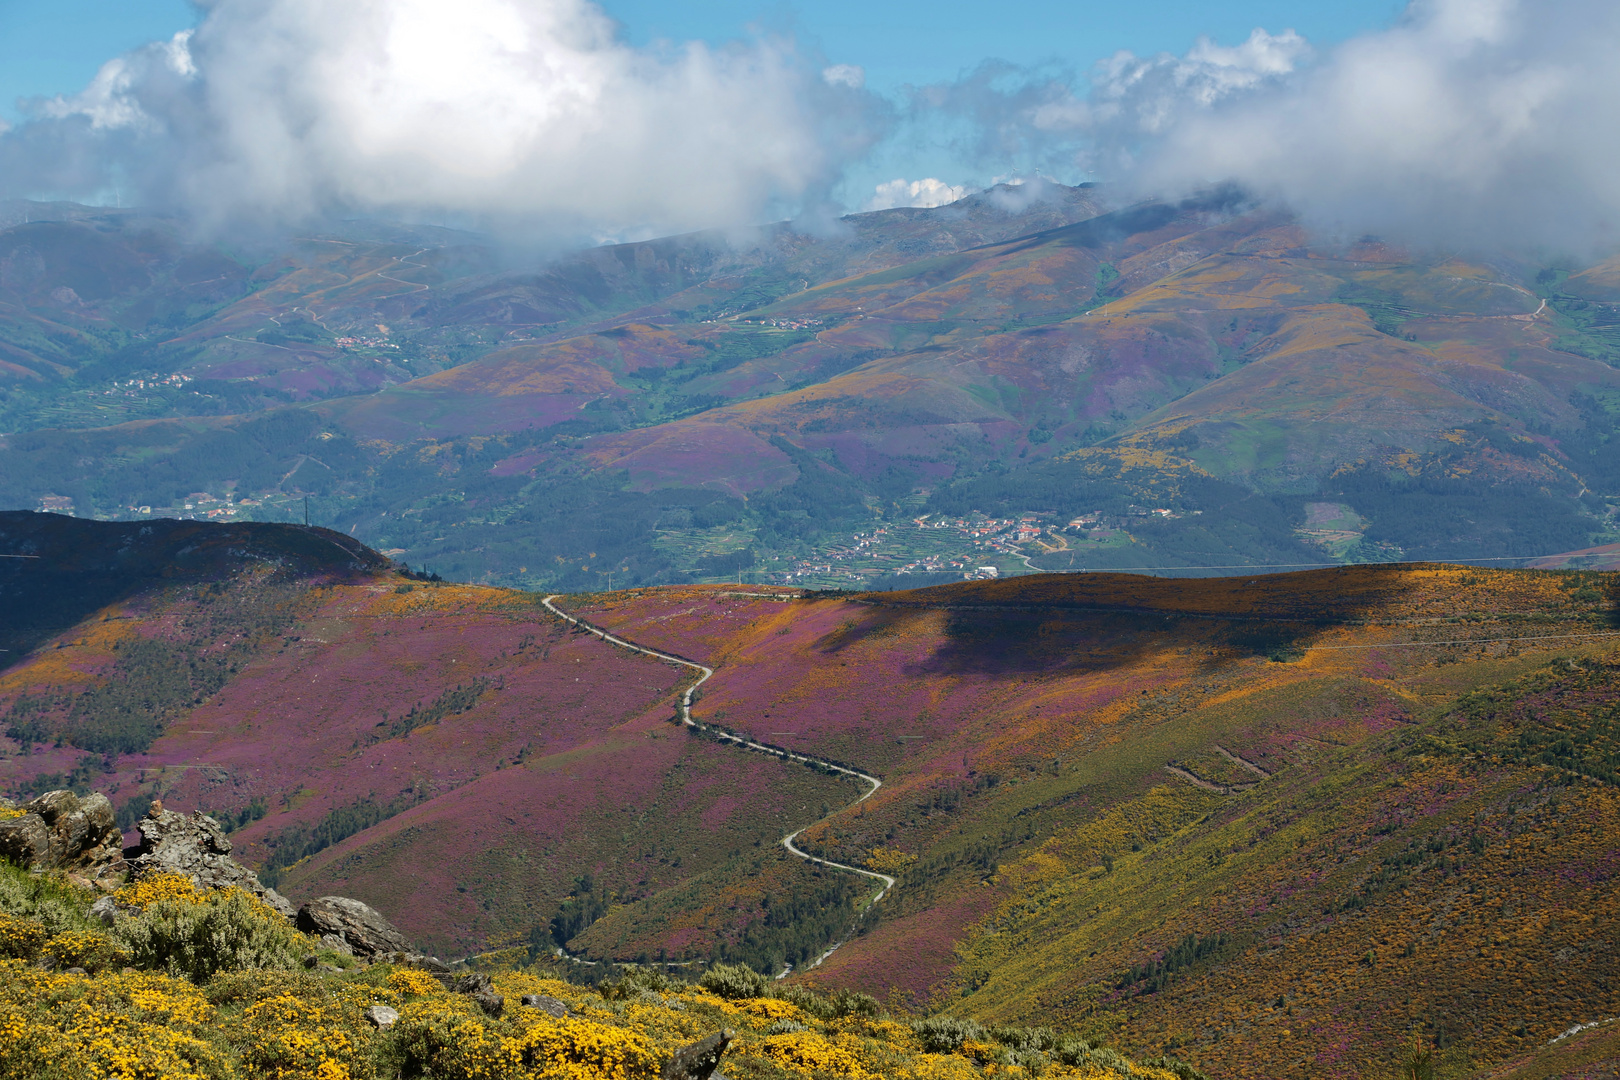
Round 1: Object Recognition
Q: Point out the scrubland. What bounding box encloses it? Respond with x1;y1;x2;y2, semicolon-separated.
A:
0;863;1192;1080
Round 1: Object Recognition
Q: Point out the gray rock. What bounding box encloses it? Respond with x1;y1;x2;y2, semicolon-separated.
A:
447;972;504;1017
394;951;452;975
126;806;295;918
521;994;569;1017
0;791;124;880
296;896;410;959
89;896;120;927
661;1030;735;1080
319;933;354;956
362;1005;399;1029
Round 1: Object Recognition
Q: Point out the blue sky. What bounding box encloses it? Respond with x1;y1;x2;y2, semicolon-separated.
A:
1;0;1401;120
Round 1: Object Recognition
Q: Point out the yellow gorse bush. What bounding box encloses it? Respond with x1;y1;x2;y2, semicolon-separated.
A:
384;967;441;996
117;872;204;909
0;960;227;1080
233;991;369;1080
864;847;920;874
0;911;48;960
762;1029;875;1078
41;929;131;973
0;868;1198;1080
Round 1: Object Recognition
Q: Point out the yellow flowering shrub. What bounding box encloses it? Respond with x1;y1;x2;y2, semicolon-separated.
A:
233;991;370;1080
0;911;48;960
384;967;442;996
738;997;802;1022
41;929;131;973
0;807;23;821
512;1015;661;1080
0;871;1204;1080
761;1030;875;1078
865;847;920;874
0;961;228;1080
118;872;203;909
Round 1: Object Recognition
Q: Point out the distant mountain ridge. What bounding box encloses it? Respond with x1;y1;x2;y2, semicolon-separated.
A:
0;185;1617;588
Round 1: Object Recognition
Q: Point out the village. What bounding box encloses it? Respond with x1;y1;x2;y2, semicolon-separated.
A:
762;505;1189;588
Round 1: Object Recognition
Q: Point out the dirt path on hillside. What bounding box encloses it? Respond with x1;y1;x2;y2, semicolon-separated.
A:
540;595;896;970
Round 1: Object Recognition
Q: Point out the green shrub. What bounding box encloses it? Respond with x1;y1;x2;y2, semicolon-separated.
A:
0;863;95;936
600;967;688;1000
698;961;766;1000
1066;1045;1132;1076
1140;1055;1211;1080
913;1015;985;1053
774;984;836;1019
766;1018;807;1035
1051;1036;1101;1065
828;987;880;1018
989;1025;1056;1052
114;890;304;980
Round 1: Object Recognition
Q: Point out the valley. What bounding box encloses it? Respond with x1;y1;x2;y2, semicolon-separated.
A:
4;512;1619;1077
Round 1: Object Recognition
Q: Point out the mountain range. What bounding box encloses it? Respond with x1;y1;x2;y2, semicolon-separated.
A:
3;185;1619;590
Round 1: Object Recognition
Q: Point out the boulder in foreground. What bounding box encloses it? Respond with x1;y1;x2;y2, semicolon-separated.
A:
297;895;411;958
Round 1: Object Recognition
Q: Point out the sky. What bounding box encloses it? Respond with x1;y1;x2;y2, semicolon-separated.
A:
1;0;1616;253
0;0;1402;213
0;2;1402;118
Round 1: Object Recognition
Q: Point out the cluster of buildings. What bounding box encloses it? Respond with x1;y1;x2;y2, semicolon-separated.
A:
1063;505;1191;537
333;335;399;350
98;372;194;397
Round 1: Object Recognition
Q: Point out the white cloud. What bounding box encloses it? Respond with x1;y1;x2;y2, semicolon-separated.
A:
1130;0;1620;249
915;0;1620;251
865;177;971;211
822;64;865;89
2;0;884;237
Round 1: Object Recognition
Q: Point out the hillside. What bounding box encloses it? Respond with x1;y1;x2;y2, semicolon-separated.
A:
5;512;1620;1075
566;566;1620;1078
2;189;1618;589
0;513;859;961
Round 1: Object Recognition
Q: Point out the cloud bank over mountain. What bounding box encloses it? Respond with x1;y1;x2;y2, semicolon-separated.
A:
864;178;972;211
927;0;1620;251
3;0;1617;252
0;0;883;238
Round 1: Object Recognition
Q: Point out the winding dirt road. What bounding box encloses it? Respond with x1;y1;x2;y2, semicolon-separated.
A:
540;595;897;920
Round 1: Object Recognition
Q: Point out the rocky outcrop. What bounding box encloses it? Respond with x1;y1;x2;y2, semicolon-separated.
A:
125;805;296;919
661;1031;735;1080
446;971;504;1018
0;791;124;883
521;994;569;1018
296;896;410;958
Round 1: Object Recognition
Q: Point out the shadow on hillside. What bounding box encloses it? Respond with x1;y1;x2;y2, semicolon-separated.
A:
844;564;1418;678
0;512;386;673
1610;580;1620;628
